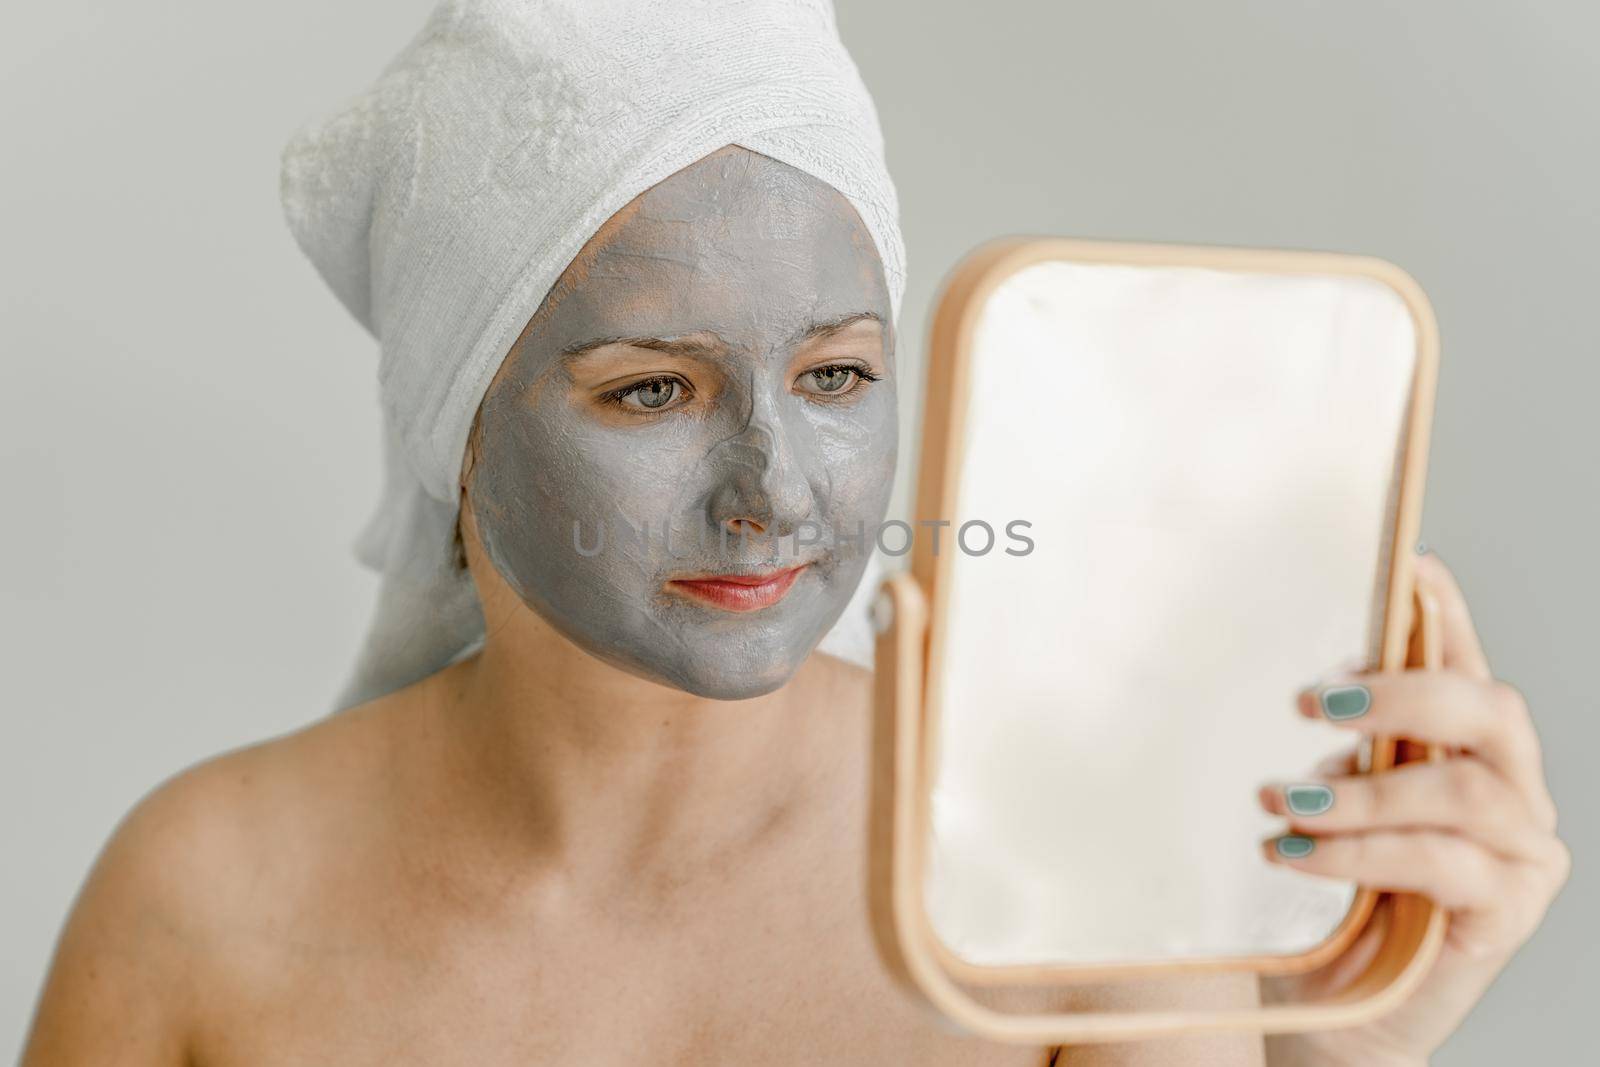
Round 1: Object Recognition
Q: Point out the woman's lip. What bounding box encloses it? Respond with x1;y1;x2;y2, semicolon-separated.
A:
665;564;809;612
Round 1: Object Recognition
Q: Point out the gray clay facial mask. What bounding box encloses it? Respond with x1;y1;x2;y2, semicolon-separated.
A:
468;146;897;698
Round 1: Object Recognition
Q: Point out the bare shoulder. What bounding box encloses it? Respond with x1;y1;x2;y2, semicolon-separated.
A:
101;694;397;915
21;694;405;1065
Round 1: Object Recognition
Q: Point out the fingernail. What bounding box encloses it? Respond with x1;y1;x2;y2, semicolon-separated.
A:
1318;684;1372;721
1274;834;1316;859
1285;784;1335;816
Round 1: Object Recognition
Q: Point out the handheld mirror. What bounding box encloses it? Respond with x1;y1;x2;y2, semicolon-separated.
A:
870;238;1447;1044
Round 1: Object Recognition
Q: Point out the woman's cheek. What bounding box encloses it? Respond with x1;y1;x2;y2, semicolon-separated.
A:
817;395;898;521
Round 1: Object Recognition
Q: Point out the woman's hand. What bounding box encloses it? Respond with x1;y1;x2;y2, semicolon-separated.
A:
1258;550;1569;1066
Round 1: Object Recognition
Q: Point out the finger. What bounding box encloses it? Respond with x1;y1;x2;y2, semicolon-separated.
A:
1264;828;1573;955
1297;669;1549;814
1261;828;1506;912
1415;551;1493;682
1258;759;1548;860
1414;554;1558;828
1310;745;1363;779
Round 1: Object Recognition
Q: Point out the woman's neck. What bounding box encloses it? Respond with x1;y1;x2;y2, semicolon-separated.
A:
409;592;864;901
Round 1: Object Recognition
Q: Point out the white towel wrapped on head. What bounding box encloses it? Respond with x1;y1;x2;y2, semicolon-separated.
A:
279;0;906;709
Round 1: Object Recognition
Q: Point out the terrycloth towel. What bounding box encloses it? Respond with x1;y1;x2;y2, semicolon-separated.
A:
279;0;906;710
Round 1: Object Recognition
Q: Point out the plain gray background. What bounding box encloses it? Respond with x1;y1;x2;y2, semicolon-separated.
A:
2;1;1593;1060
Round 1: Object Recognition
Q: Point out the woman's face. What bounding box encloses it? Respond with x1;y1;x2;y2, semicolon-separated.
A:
467;146;897;698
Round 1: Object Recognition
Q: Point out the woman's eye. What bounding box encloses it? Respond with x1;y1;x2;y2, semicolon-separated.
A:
629;379;678;409
797;363;877;397
605;376;689;412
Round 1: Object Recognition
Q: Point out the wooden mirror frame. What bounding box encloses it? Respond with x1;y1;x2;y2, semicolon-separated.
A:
867;237;1448;1043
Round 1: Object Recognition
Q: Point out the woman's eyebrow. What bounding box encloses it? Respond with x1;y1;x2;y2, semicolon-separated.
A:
559;334;729;364
559;311;882;365
790;310;882;346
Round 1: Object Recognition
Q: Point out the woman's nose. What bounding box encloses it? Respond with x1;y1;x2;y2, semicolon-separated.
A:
705;416;816;539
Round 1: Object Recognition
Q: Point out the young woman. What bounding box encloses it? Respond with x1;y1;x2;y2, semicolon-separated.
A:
22;3;1567;1065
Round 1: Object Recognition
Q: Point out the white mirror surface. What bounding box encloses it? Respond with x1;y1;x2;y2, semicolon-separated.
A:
925;258;1417;967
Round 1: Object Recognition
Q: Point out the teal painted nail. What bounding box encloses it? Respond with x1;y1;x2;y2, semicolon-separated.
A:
1319;684;1372;720
1285;784;1335;816
1275;834;1316;859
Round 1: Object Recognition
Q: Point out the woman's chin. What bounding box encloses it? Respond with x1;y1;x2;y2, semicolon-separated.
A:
562;630;809;702
649;649;810;701
681;665;799;702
